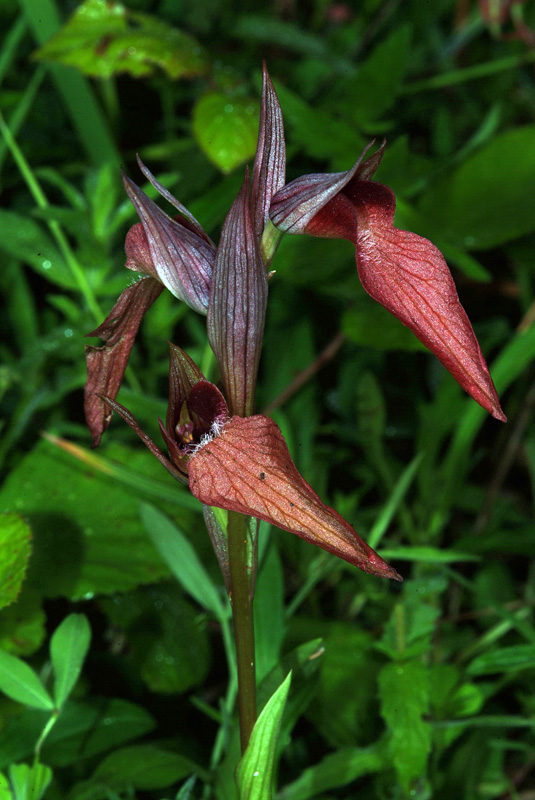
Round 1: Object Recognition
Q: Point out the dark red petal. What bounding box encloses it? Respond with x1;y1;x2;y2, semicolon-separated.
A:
84;277;163;447
188;415;402;581
123;172;214;314
251;63;286;241
187;380;229;429
345;181;506;421
98;396;188;484
166;343;206;432
125;222;153;274
207;171;268;417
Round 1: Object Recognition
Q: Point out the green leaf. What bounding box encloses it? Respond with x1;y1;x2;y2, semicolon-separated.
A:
70;745;199;800
0;698;155;769
141;503;226;620
0;440;173;600
303;625;377;747
8;763;52;800
50;614;91;708
0;211;73;289
236;672;292;800
99;583;210;694
0;513;32;610
34;0;207;80
377;576;445;660
418;125;535;249
467;644;535;676
341;25;412;124
193;92;260;173
0;588;46;657
378;660;431;792
0;649;53;710
277;741;388;800
272;79;366;165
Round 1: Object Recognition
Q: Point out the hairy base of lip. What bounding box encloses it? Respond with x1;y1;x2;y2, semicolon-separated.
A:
189;418;228;456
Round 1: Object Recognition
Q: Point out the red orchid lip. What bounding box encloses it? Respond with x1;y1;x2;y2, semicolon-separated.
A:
188;414;402;581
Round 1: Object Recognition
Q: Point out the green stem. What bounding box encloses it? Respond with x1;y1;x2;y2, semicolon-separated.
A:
401;49;535;95
227;510;256;753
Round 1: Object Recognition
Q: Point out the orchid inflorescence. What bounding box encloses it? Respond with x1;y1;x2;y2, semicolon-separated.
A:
85;64;505;585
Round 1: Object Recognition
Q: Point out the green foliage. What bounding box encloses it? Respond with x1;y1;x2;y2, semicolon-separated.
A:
0;514;32;610
0;649;54;710
34;0;207;79
1;0;534;798
50;614;91;708
193;92;260;174
236;672;291;800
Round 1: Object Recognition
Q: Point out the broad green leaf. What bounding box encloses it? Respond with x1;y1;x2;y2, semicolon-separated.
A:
378;660;431;792
34;0;207;80
141;503;226;619
50;614;91;708
193;92;260;174
99;583;210;694
236;672;292;800
418;125;535;249
0;698;155;769
0;211;73;289
342;301;426;351
0;649;53;710
376;576;445;660
0;440;174;599
467;644;535;676
272;80;366;164
8;763;52;800
0;513;32;610
302;625;377;747
70;745;199;800
277;741;389;800
341;25;412;124
254;543;285;683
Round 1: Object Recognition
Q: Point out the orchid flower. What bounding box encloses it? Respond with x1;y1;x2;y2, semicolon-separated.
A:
269;141;506;422
85;64;505;588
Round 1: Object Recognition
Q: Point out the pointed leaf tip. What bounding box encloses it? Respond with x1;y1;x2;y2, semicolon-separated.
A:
188;415;402;581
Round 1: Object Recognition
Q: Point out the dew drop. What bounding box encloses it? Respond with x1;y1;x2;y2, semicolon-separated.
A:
42;260;52;270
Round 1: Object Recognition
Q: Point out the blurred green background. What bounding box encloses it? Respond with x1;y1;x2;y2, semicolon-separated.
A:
1;1;535;798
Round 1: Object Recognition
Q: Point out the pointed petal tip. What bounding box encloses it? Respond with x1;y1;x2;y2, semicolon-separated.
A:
492;406;507;423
